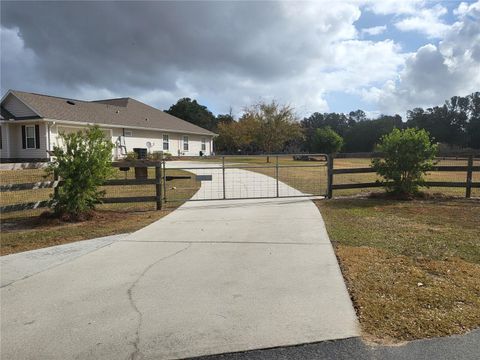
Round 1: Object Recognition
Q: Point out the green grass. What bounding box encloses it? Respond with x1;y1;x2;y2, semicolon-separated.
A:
316;198;480;342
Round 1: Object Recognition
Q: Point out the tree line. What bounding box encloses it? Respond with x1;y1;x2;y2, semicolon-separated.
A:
165;92;480;153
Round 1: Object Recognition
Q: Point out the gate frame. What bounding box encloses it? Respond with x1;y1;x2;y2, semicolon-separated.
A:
162;153;329;203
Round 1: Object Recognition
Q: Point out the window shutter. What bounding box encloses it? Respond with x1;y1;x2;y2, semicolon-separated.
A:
22;125;26;149
35;124;40;149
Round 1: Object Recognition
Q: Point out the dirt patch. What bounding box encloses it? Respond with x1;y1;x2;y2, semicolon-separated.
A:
0;209;169;256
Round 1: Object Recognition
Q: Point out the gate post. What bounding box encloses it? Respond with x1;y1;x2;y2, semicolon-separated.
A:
222;156;226;199
162;156;167;202
155;160;163;210
327;154;333;199
275;156;279;197
466;155;473;198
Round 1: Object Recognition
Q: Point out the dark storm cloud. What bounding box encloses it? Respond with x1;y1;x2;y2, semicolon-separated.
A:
7;0;475;116
1;1;313;91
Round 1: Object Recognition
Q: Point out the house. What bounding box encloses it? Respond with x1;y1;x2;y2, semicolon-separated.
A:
0;90;216;162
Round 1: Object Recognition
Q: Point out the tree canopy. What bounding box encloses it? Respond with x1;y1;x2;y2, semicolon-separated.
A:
165;98;218;131
165;91;480;154
312;127;344;154
215;101;302;154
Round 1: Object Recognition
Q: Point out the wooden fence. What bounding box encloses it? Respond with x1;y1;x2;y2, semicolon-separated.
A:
326;155;479;198
0;161;165;213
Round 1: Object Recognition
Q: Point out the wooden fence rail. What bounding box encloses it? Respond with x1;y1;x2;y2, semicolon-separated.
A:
327;155;479;198
0;162;165;213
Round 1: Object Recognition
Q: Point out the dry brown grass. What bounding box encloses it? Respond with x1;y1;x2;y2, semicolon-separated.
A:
338;246;480;342
317;198;480;342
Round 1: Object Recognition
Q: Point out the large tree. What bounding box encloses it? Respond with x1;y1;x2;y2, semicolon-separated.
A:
406;92;480;148
312;127;344;154
215;101;302;155
344;114;403;152
467;92;480;149
165;98;217;131
300;111;349;151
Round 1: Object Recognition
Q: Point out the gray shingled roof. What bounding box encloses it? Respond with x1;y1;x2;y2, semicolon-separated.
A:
5;90;216;136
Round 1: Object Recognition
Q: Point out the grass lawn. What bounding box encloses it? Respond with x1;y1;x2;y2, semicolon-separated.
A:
1;169;200;255
316;197;480;343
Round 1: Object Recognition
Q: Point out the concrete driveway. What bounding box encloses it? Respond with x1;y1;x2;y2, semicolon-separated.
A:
1;162;358;360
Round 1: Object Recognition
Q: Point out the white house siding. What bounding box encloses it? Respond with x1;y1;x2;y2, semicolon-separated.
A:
0;124;9;158
48;125;213;160
1;122;213;161
52;125;112;147
3;94;37;118
3;122;48;159
110;128;213;158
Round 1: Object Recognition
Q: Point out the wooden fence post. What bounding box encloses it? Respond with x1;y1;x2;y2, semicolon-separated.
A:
466;155;473;198
155;162;162;210
162;157;167;202
53;169;59;199
327;154;333;199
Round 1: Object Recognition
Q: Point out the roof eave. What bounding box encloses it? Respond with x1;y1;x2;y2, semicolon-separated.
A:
43;118;216;136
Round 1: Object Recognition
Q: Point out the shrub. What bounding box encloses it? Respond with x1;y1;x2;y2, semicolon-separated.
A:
125;151;138;160
312;126;344;154
148;151;172;160
46;126;114;219
372;128;437;196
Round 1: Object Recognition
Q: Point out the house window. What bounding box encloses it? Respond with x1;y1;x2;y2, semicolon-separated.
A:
163;134;169;150
25;125;36;149
183;135;189;151
201;138;206;151
124;130;133;137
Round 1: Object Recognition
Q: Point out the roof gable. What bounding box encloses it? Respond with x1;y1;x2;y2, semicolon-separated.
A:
1;92;41;118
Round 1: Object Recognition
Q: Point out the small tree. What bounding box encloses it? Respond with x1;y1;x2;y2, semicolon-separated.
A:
312;126;344;154
372;128;437;196
46;126;114;219
242;101;302;161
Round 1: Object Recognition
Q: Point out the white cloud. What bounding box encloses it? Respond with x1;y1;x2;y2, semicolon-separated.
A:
362;0;424;15
365;0;480;114
361;25;387;36
394;3;451;38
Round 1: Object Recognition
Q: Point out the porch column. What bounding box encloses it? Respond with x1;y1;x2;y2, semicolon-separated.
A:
3;123;11;159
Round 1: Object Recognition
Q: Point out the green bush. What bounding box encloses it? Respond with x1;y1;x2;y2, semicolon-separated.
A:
372;128;437;196
125;151;138;160
148;151;172;160
46;126;114;219
312;126;344;154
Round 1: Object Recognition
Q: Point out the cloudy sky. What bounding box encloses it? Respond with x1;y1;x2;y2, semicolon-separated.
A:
1;0;479;118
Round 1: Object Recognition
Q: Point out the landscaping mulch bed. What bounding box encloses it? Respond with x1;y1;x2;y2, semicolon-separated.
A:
0;209;170;256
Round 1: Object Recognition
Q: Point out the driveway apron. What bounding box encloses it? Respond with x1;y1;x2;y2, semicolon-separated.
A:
1;161;358;360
